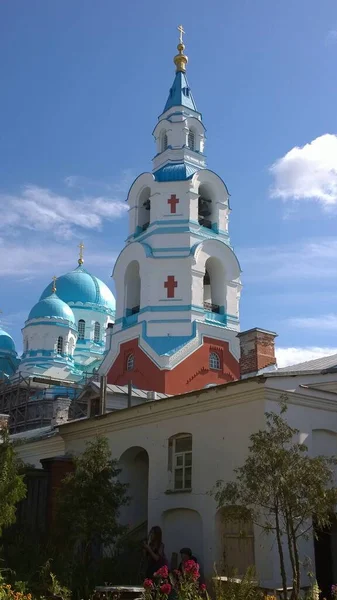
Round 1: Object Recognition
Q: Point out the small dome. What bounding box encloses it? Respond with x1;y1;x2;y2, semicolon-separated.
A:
40;266;115;314
28;294;75;324
0;328;16;353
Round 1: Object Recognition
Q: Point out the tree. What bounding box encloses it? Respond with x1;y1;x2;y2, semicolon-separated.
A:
0;423;26;535
54;436;129;593
213;401;337;600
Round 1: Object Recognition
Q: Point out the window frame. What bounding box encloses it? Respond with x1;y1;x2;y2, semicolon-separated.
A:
94;321;101;343
209;351;221;371
162;132;168;152
187;129;195;151
57;336;64;354
171;434;192;492
78;319;85;340
126;353;135;371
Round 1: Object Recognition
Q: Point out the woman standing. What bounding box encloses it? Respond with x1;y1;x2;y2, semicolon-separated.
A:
143;526;168;578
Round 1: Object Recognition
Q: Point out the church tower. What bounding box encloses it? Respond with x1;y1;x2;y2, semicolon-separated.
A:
101;28;242;394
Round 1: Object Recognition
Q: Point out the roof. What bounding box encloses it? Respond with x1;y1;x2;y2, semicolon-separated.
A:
154;163;200;182
91;381;170;399
275;352;337;374
0;328;16;353
163;71;197;113
40;265;115;314
28;294;76;324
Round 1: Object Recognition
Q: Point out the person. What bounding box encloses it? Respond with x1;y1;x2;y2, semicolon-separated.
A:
143;526;168;578
179;547;205;585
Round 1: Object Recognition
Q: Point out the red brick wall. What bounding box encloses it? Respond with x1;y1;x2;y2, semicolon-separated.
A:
238;329;277;376
107;337;239;394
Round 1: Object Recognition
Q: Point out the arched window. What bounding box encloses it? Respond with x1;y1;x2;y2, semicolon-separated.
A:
57;336;64;354
198;183;213;229
25;339;29;352
125;261;141;316
209;351;221;370
187;129;195;151
94;322;100;343
168;434;192;491
137;186;151;232
203;257;225;314
126;353;135;371
162;132;168;152
78;319;85;340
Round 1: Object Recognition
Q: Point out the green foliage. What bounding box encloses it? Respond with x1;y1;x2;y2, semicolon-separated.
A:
0;426;26;536
213;400;337;600
213;567;264;600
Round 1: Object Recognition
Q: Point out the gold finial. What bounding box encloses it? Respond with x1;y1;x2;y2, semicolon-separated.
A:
174;24;188;73
52;276;57;294
78;242;84;266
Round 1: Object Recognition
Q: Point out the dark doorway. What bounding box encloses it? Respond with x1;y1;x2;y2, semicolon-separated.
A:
314;526;333;599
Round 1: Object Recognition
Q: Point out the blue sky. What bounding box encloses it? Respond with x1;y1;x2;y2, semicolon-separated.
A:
1;0;337;365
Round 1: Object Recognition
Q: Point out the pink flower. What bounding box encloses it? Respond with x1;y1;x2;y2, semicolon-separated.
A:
143;579;154;589
154;566;169;579
184;560;199;574
160;584;171;595
200;584;207;592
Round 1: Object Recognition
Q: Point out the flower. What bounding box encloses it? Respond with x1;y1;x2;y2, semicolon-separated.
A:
143;579;154;589
200;584;207;592
160;584;171;595
184;560;199;574
154;566;169;579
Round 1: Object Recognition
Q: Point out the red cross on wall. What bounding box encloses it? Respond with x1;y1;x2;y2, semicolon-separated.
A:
167;194;179;214
164;276;178;298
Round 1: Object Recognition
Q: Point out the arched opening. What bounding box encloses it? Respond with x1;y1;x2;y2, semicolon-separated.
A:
162;508;203;576
168;433;192;491
209;351;221;370
119;446;149;533
94;322;100;343
78;319;85;340
161;131;168;152
25;339;29;352
126;353;135;371
187;129;195;151
198;183;214;230
137;186;151;232
215;509;255;576
57;336;63;354
125;261;141;316
203;257;225;313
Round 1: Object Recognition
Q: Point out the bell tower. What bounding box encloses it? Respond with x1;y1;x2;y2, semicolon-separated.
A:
101;27;242;394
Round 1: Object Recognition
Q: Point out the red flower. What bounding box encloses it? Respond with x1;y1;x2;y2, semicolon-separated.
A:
154;566;169;579
143;579;154;589
200;584;207;592
184;560;199;574
160;584;171;595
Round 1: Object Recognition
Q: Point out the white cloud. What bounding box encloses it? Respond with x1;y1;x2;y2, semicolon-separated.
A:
287;314;337;330
239;238;337;282
270;134;337;207
276;346;337;368
0;183;128;239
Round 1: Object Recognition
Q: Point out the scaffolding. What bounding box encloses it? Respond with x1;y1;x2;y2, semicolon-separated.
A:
0;372;95;434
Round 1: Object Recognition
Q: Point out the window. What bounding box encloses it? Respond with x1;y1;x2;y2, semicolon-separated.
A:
78;319;85;340
25;339;29;352
94;322;100;343
209;351;221;370
126;353;135;371
187;129;195;151
57;336;64;354
172;435;192;491
162;132;168;152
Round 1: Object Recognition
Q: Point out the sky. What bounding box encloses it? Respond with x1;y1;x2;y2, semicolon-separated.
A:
1;0;337;366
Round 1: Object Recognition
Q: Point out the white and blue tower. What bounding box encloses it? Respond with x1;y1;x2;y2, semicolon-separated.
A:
102;28;242;394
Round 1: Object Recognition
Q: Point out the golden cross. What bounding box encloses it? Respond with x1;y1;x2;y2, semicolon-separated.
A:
177;24;185;44
52;275;57;293
78;241;84;265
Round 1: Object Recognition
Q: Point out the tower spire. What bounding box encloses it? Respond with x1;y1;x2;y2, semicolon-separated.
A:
51;276;57;294
174;25;188;73
78;242;84;266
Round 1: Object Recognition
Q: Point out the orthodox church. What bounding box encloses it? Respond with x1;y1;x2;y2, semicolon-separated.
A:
2;28;337;597
0;27;242;396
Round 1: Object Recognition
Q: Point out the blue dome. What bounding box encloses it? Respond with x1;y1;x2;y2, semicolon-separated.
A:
28;294;75;323
40;266;115;313
0;329;16;353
